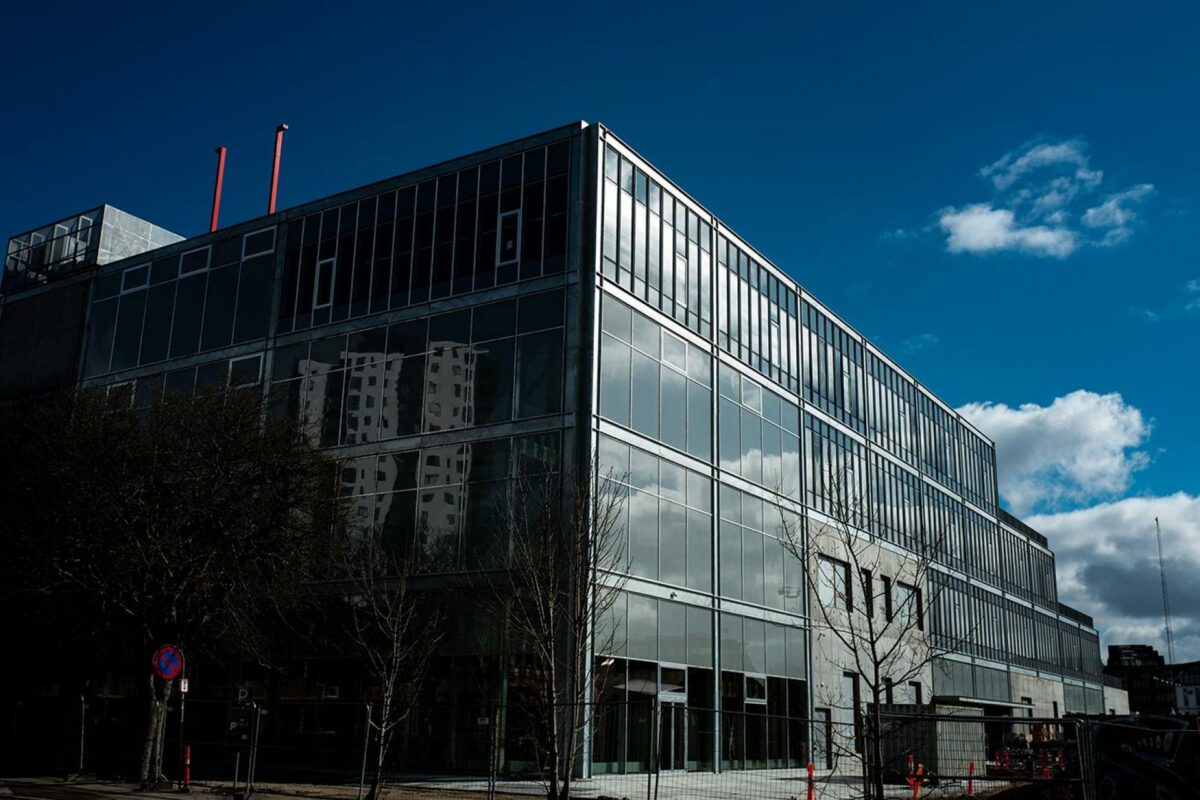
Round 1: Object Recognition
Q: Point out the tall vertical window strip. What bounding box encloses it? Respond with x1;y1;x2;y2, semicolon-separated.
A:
924;484;964;573
717;365;801;499
801;302;864;433
718;485;802;612
958;424;997;510
716;236;799;392
1000;525;1032;599
867;452;922;552
278;141;570;335
962;507;1002;586
802;415;866;524
864;352;917;466
597;295;713;460
917;390;959;492
601;144;712;340
597;434;712;592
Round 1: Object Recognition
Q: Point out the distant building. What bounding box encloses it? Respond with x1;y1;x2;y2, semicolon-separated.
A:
1106;644;1200;715
0;121;1127;775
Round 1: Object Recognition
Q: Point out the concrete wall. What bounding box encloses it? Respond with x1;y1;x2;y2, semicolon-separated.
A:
1009;671;1066;718
1104;686;1130;715
97;206;184;265
808;523;933;734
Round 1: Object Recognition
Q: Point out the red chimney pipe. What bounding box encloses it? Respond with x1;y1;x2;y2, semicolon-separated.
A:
268;124;288;215
210;146;227;233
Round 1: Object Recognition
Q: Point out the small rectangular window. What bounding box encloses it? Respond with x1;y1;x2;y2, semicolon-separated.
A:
314;258;335;308
179;246;211;275
229;354;263;388
497;209;521;266
120;265;149;293
242;228;276;258
106;381;134;408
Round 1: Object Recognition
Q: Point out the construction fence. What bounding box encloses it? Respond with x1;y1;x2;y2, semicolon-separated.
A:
6;694;1197;799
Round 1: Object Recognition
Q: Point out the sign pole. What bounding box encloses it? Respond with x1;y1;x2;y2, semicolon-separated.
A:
79;692;86;774
177;672;188;791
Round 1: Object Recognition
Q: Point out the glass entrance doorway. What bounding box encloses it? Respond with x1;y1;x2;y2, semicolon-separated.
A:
658;700;687;771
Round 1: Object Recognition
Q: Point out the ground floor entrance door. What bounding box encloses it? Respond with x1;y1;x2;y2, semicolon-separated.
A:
658;700;687;771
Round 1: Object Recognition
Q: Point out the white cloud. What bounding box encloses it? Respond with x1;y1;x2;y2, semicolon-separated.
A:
1028;493;1200;661
1083;183;1155;246
1186;279;1200;312
957;390;1151;515
928;138;1154;258
902;333;939;353
981;139;1101;191
939;204;1078;258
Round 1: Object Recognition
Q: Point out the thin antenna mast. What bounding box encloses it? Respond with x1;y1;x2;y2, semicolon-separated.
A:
1156;516;1176;664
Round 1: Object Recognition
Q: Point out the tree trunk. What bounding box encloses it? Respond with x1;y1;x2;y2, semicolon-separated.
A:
139;677;173;787
367;700;386;800
138;675;158;786
869;693;884;800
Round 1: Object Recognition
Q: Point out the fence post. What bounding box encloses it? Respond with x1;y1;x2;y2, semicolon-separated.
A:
78;692;86;774
246;703;262;797
357;703;372;800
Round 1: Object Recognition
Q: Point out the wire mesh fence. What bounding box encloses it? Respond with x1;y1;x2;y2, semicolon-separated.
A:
10;692;1200;799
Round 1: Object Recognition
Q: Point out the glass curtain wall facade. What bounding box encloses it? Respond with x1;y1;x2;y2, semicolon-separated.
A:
591;121;1113;773
0;121;1118;777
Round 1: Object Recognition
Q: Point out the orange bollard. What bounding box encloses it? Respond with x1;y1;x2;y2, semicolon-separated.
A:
912;764;924;799
967;759;974;796
807;762;814;800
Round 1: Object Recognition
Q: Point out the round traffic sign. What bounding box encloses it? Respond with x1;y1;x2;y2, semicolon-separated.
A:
152;645;184;680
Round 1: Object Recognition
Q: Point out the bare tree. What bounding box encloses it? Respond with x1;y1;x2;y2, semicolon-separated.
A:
343;537;443;800
0;387;347;786
777;471;968;800
477;457;628;800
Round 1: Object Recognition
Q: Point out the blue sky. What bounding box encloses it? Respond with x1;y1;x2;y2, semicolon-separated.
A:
2;3;1196;658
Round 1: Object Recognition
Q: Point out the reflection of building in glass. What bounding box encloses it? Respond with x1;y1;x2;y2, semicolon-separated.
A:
0;121;1128;779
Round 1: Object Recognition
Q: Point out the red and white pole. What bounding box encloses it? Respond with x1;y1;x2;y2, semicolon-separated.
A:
967;759;974;796
183;744;191;789
210;147;226;232
268;124;288;215
806;761;814;800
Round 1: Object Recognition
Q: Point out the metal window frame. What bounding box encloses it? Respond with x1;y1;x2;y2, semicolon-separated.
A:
242;226;277;259
179;245;212;276
495;208;522;267
120;264;150;294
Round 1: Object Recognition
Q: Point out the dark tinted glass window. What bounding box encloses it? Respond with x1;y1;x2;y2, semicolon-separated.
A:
515;329;562;418
164;366;195;396
232;255;272;343
200;265;237;351
83;297;118;376
243;228;275;257
472;299;515;342
518;289;563;333
139;282;176;365
169;273;206;358
386;318;427;358
273;342;309;380
473;338;515;424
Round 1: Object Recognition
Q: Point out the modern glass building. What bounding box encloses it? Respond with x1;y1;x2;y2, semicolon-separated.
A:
0;121;1126;775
